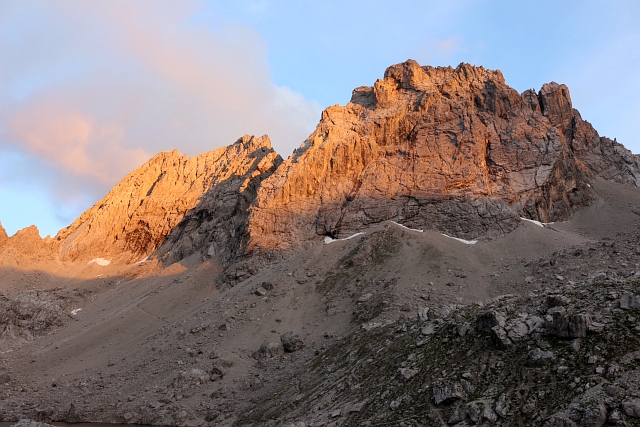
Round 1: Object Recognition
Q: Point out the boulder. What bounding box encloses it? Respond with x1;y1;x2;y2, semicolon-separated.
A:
491;326;513;348
622;398;640;418
476;310;506;333
280;331;305;352
545;312;591;338
528;347;555;366
254;342;285;359
433;381;466;405
620;292;640;310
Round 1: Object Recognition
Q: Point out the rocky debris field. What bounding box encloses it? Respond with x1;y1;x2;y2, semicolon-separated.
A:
0;288;92;341
3;206;640;426
239;269;640;427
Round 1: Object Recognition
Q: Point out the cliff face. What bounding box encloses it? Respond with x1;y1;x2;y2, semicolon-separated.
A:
0;223;7;248
5;226;46;256
246;60;640;252
154;135;282;266
0;225;56;267
55;135;281;264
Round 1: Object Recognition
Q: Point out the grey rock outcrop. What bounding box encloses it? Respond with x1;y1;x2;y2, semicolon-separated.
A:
433;381;466;405
545;312;591;338
280;331;305;352
619;292;640;310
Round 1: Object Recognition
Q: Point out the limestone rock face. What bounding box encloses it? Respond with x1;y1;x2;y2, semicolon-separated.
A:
1;226;51;256
155;135;282;266
0;222;7;248
56;135;281;264
0;225;56;267
6;226;47;256
247;60;640;252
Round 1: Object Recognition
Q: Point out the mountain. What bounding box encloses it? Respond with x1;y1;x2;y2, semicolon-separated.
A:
5;61;640;268
53;135;281;265
0;224;56;268
0;222;7;247
247;61;640;254
3;60;640;427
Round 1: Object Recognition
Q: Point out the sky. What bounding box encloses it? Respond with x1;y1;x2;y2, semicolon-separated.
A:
1;0;639;237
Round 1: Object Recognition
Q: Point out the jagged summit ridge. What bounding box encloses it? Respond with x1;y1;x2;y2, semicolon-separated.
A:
0;222;7;247
246;60;640;252
3;60;639;266
55;134;281;264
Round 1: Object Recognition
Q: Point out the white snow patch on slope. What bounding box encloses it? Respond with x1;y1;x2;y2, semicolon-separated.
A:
88;258;111;266
323;221;425;244
520;217;554;228
324;232;366;244
442;234;478;245
390;221;424;233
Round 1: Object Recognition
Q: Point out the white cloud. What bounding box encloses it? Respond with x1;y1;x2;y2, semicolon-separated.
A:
0;0;321;234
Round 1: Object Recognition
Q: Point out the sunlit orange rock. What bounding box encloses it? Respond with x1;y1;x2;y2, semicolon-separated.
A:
55;135;281;264
246;60;640;252
0;222;7;248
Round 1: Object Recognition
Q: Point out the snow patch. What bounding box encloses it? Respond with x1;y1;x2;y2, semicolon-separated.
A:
135;256;149;265
88;258;111;266
520;217;554;228
442;234;477;245
323;221;423;244
324;232;366;244
390;221;424;233
71;308;82;316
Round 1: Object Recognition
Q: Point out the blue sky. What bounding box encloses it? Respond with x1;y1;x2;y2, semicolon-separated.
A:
1;0;639;237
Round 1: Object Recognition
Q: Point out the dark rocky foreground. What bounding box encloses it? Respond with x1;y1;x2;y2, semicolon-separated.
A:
240;262;640;426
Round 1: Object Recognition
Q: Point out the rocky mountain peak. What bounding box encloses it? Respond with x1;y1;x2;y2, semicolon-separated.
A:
538;81;573;131
1;225;48;257
0;222;7;247
246;59;640;254
383;60;505;92
55;134;281;264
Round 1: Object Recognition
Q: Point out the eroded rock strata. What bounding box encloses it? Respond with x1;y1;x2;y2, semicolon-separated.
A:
247;61;640;253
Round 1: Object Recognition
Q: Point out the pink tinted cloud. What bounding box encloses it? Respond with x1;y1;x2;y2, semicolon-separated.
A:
0;0;321;233
8;99;148;183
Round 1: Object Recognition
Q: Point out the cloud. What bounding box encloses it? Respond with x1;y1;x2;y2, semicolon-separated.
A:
0;0;321;235
414;36;465;66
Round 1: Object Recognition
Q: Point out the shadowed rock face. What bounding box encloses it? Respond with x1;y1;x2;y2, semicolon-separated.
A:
55;135;281;264
155;136;282;267
246;60;640;252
